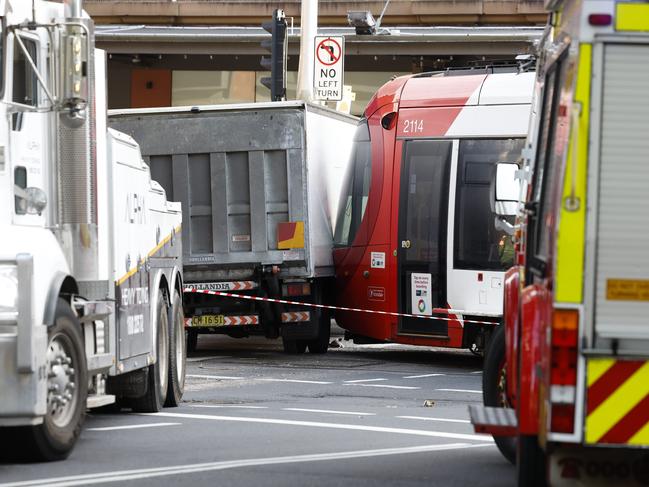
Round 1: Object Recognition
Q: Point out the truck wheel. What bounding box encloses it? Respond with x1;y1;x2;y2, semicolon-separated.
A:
187;329;198;353
307;284;330;354
165;291;186;407
483;324;516;465
132;291;169;412
307;309;331;354
517;435;547;487
9;298;88;461
282;338;307;354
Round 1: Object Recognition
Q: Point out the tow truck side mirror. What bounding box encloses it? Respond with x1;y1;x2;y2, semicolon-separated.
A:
491;162;519;217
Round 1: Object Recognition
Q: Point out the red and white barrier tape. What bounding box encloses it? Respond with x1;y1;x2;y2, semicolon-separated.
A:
183;288;500;326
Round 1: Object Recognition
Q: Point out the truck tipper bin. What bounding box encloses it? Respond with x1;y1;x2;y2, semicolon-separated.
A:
109;101;357;353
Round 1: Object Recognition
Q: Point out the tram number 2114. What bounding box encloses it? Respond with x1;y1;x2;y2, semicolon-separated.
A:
402;119;424;134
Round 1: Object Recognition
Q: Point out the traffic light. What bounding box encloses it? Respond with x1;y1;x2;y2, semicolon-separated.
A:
260;9;287;101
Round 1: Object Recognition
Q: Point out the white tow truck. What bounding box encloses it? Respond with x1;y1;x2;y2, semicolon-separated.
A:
0;0;185;461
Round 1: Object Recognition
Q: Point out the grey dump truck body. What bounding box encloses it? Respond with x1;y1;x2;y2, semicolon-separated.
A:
109;101;357;350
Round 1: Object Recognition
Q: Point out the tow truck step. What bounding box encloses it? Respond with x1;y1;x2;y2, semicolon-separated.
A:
87;394;116;409
468;405;517;436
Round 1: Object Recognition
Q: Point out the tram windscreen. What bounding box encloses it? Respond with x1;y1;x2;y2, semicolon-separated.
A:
454;138;525;271
334;120;371;247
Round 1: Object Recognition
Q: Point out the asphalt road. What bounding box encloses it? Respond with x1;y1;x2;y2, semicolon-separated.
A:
0;331;515;487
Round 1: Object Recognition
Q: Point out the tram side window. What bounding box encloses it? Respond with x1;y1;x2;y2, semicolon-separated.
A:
334;120;372;247
12;35;38;107
454;138;525;271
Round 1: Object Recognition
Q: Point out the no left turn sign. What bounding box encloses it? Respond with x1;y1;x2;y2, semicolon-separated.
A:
314;36;344;101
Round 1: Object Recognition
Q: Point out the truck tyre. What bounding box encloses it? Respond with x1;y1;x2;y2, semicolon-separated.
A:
4;298;88;462
187;329;198;353
282;337;307;354
307;309;331;354
165;290;186;407
132;291;169;412
517;435;547;487
307;284;330;354
483;324;516;465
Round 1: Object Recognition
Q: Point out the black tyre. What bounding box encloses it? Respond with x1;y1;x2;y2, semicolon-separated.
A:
1;298;88;462
132;291;169;413
517;435;547;487
307;284;330;354
307;311;330;354
187;329;198;353
165;290;186;407
483;324;516;465
282;338;307;354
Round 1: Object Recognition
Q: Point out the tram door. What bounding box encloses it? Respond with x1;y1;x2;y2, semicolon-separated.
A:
397;140;452;336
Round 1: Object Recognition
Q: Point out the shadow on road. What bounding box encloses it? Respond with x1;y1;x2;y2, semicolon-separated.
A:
188;332;483;372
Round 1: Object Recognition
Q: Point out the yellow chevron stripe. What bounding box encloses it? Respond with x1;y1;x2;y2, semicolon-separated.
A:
587;358;616;387
586;361;649;443
629;419;649;445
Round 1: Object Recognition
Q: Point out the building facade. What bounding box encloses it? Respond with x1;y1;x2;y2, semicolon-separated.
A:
86;1;547;114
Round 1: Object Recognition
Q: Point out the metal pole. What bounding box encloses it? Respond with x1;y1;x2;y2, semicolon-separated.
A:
63;0;83;18
296;0;317;101
376;0;391;30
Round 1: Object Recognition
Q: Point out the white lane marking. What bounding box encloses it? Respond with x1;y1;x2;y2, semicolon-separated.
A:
397;416;470;424
403;374;445;379
343;378;388;383
0;443;492;487
187;374;243;380
471;371;482;374
142;412;494;443
186;357;220;363
283;408;375;416
435;388;481;394
87;422;181;432
187;374;331;385
259;379;332;385
344;384;420;390
191;404;268;410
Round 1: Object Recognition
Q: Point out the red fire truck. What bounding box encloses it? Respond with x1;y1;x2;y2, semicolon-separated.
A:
471;1;649;486
332;68;534;352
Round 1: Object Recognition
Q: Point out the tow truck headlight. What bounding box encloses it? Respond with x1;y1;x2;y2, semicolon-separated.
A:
0;265;19;313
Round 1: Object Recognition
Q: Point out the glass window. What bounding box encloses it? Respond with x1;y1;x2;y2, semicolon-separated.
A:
454;138;525;270
334;120;371;247
0;22;4;102
172;70;256;106
12;35;38;106
255;71;409;115
255;71;298;102
531;52;569;266
14;166;27;215
402;140;453;265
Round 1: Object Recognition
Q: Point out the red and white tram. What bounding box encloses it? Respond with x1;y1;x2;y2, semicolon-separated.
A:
333;68;534;351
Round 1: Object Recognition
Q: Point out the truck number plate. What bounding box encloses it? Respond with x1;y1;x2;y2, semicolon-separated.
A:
191;315;225;327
